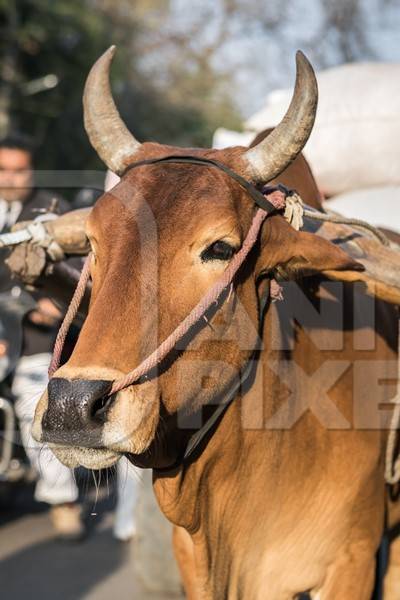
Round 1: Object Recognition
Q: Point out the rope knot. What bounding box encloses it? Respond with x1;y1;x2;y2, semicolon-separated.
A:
283;192;304;231
262;185;304;231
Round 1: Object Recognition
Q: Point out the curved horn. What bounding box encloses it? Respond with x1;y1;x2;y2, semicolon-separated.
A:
83;46;141;175
244;51;318;183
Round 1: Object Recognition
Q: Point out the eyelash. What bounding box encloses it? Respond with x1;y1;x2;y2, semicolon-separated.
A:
201;240;236;262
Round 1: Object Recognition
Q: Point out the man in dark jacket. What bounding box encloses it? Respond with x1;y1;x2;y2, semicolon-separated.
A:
0;133;82;539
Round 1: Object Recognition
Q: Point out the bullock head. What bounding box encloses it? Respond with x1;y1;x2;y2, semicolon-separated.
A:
33;47;359;470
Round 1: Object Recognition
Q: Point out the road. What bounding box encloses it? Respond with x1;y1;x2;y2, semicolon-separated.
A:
0;482;183;600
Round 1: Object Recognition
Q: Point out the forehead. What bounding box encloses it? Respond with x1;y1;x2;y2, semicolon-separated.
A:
0;147;31;168
88;158;252;240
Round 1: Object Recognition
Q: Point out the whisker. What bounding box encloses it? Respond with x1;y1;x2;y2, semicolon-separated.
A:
91;470;100;515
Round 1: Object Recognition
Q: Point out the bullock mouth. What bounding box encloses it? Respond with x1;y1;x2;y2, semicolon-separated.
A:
49;440;181;471
31;370;181;470
49;444;120;470
46;428;179;471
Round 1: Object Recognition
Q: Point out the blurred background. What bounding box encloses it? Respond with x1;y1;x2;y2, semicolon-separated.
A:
0;1;399;599
1;0;400;169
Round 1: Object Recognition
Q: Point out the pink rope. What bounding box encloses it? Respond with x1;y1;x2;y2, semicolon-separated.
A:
49;192;286;394
48;255;92;377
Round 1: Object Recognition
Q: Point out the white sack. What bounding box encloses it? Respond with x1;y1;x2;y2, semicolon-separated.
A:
246;63;400;196
325;186;400;233
213;127;254;149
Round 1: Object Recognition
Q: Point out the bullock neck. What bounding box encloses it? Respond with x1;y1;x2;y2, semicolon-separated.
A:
152;333;273;531
152;286;272;473
152;294;298;530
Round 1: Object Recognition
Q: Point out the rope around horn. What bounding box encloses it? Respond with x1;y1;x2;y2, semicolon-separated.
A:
273;186;391;246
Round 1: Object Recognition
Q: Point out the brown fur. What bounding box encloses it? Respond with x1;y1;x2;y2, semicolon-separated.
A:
34;141;399;599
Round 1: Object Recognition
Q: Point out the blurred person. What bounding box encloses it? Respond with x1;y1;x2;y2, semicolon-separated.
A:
0;133;83;540
112;458;141;541
0;133;69;230
0;153;141;541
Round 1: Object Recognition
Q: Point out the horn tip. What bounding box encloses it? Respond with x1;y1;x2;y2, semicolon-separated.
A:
295;50;312;69
295;50;318;97
100;45;117;62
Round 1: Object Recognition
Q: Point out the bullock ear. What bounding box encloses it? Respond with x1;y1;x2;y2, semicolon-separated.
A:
256;215;364;278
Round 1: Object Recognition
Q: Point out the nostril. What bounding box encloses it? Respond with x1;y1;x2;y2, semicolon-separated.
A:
91;393;116;421
47;377;114;425
43;377;115;445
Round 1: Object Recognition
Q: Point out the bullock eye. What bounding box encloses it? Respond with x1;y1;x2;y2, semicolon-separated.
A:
201;240;236;262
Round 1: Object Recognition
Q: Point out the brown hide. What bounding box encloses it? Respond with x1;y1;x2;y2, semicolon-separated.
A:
26;43;400;597
32;142;398;599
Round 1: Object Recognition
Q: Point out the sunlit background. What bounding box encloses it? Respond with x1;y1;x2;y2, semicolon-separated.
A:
1;0;399;168
0;1;400;599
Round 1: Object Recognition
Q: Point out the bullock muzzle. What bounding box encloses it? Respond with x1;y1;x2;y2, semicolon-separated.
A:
42;378;114;447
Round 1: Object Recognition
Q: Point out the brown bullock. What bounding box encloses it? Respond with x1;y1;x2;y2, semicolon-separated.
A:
33;48;400;599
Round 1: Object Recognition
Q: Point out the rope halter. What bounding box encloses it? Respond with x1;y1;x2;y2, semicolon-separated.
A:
48;155;295;395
